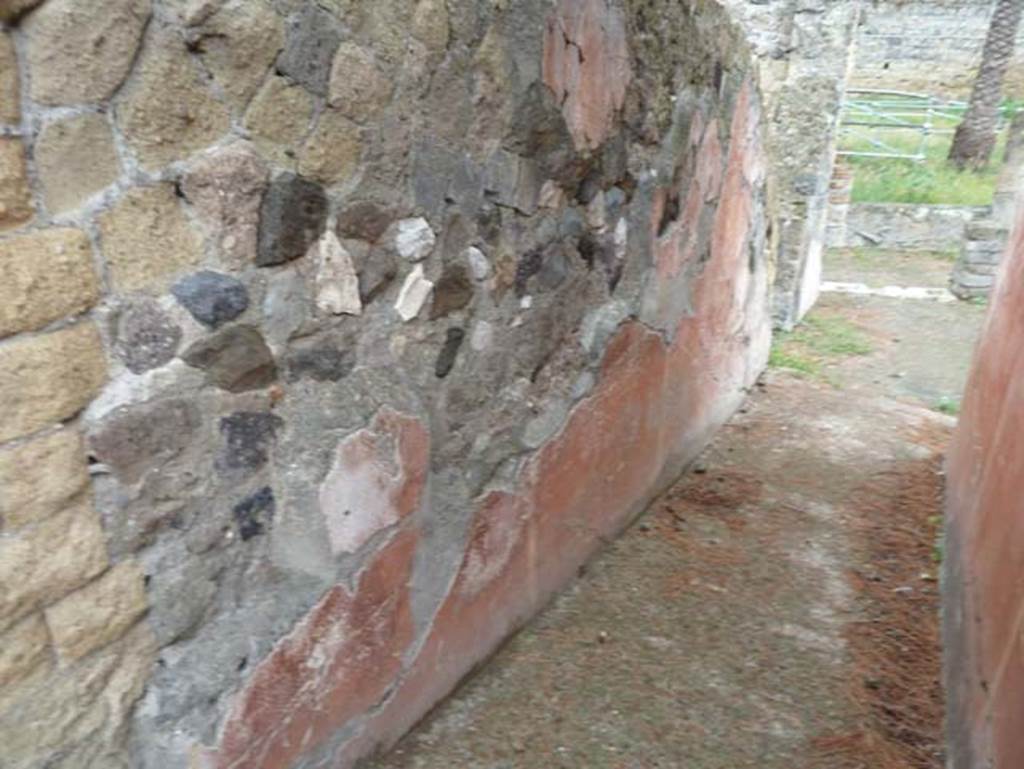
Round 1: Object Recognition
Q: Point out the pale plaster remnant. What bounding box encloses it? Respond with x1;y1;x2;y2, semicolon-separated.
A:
314;231;362;316
394;265;434;322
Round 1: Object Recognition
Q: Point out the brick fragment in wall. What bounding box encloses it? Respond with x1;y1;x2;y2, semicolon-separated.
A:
0;228;100;339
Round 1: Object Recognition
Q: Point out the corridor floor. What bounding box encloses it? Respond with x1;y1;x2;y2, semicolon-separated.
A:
370;249;985;769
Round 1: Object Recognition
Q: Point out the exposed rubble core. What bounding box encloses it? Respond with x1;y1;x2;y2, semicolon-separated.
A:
0;1;779;766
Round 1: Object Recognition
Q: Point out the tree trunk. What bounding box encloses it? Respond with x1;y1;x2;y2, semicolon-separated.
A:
948;0;1024;170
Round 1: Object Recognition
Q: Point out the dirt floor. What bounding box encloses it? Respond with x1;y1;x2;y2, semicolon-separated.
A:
367;249;986;769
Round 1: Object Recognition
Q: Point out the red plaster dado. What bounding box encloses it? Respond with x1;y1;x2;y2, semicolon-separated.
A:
212;406;428;769
945;200;1024;768
207;75;767;769
330;79;769;767
543;0;631;150
214;528;419;769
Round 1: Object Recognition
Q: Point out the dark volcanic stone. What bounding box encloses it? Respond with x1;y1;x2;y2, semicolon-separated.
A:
182;325;278;392
286;344;355;382
115;299;182;374
256;173;328;267
171;271;250;329
430;263;473;319
435;328;465;378
277;3;342;96
232;487;275;540
219;412;284;471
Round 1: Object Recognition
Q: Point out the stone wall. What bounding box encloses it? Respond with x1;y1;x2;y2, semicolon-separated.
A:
0;1;772;767
829;202;989;252
944;194;1024;769
853;0;1024;97
723;0;861;330
950;219;1008;298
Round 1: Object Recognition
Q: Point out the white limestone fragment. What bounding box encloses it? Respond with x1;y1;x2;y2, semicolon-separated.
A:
394;264;434;321
394;217;436;261
314;231;362;316
464;246;491;281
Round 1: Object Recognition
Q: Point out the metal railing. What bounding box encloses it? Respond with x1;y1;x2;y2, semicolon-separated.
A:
837;88;967;162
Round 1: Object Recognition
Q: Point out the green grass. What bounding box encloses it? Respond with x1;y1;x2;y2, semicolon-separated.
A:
769;313;873;385
845;132;1001;205
934;397;961;416
839;100;1018;205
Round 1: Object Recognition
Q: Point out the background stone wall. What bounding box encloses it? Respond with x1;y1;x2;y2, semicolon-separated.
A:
0;1;774;767
944;192;1024;769
853;0;1024;97
829;202;990;251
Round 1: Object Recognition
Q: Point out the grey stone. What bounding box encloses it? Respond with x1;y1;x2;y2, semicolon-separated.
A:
88;399;200;485
464;247;491;281
286;343;355;382
218;412;284;471
351;244;398;303
522;399;570;449
262;268;310;345
435;328;465;378
115;300;183;374
182;325;278;392
277;3;342;96
257;173;329;267
232;487;275;540
580;300;631;356
171;271;250;329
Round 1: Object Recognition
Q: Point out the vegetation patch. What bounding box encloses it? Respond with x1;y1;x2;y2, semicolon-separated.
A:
770;312;873;385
